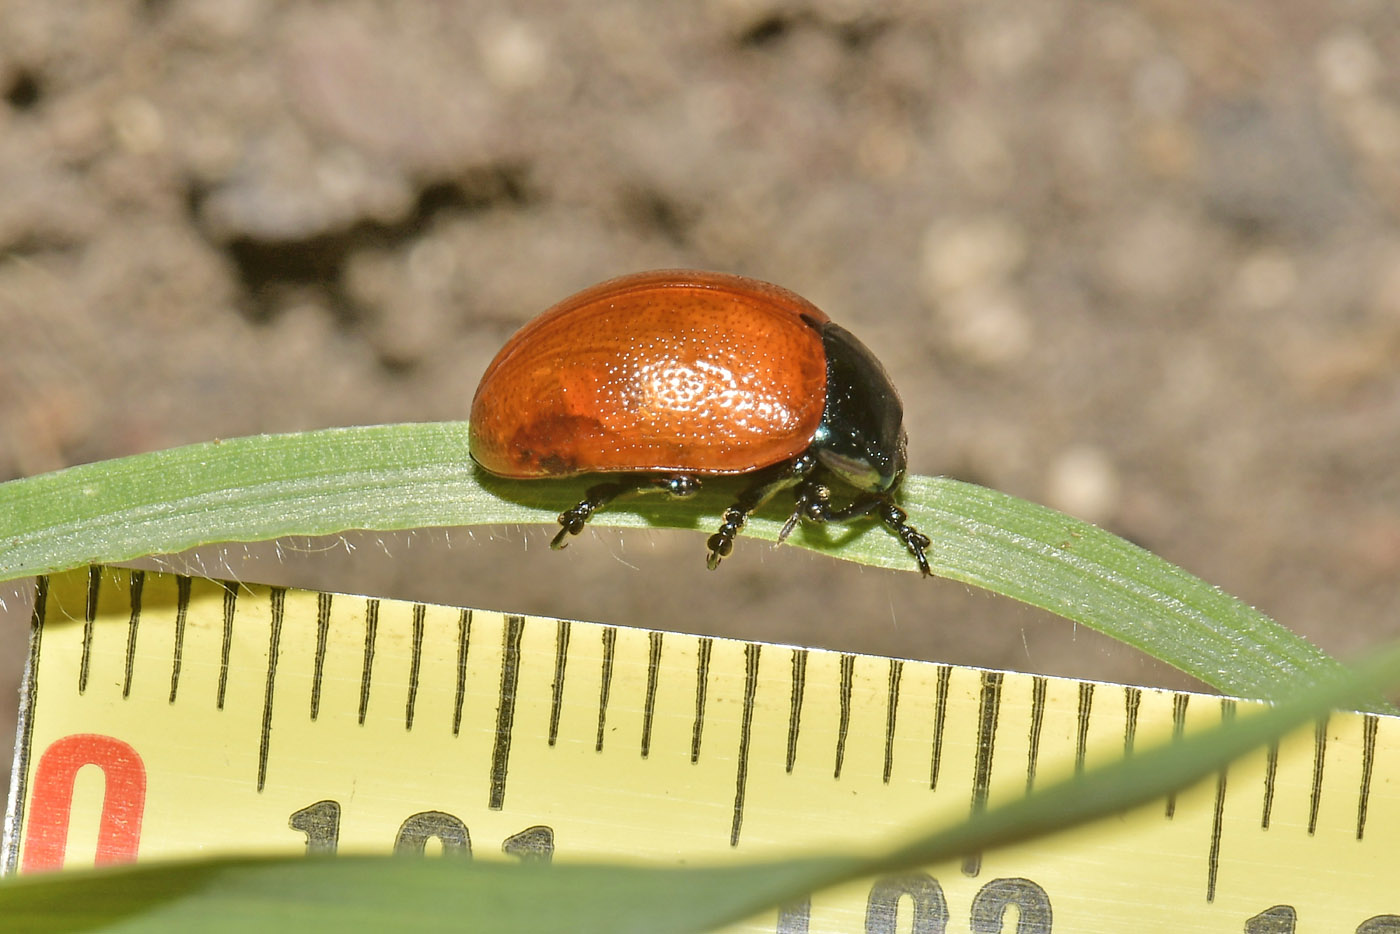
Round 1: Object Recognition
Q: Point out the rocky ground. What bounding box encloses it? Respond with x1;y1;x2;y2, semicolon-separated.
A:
2;0;1399;800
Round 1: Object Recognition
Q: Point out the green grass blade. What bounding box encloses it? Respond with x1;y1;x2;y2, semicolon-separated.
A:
4;643;1397;934
0;423;1361;703
0;856;850;934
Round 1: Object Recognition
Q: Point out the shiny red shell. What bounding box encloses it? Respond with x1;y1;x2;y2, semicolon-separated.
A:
469;269;831;479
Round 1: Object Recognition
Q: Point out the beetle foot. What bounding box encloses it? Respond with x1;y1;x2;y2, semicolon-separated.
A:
551;507;593;549
873;504;929;576
706;507;745;569
707;458;812;569
877;501;932;576
780;482;829;543
787;485;932;576
553;475;702;551
551;479;633;549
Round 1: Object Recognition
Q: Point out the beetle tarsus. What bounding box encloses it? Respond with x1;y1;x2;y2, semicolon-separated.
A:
708;457;816;569
786;485;932;576
554;475;701;549
552;485;620;549
877;501;932;577
706;521;738;570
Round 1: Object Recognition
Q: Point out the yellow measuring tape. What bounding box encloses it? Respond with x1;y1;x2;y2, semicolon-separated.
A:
3;565;1397;932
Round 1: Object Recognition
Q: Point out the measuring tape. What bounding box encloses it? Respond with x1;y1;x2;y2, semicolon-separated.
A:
3;565;1396;932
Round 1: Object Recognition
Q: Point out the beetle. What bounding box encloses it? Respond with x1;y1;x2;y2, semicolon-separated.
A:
468;269;931;575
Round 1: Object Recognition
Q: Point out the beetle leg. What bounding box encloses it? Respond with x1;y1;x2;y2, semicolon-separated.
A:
552;475;701;549
779;478;829;543
874;499;932;577
706;455;817;570
788;489;933;577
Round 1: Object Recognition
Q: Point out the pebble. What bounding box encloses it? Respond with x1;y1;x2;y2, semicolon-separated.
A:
1233;249;1299;311
1315;29;1380;98
938;287;1033;368
918;215;1027;300
478;19;549;92
1046;445;1121;525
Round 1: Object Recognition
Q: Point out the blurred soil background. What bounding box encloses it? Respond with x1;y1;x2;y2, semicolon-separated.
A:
2;0;1399;802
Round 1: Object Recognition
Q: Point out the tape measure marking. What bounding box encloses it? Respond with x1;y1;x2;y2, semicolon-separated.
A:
488;615;524;810
217;580;236;709
694;636;713;764
1207;699;1235;902
961;670;1001;877
168;575;191;704
1025;675;1047;792
729;642;762;846
882;660;902;784
642;631;663;758
783;648;804;773
1124;684;1142;755
311;592;332;720
1360;713;1379;839
1261;738;1279;831
595;625;617;752
454;609;472;737
501;824;554;863
78;566;98;694
1308;716;1327;835
4;574;47;872
289;799;339;854
1073;681;1093;773
10;566;1400;929
1166;692;1190;817
22;734;146;872
928;663;951;791
121;570;144;699
405;603;425;729
255;587;286;792
834;653;853;779
547;619;568;746
777;899;808;933
357;598;378;724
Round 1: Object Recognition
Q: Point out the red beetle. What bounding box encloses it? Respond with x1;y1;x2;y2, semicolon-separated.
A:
469;269;930;574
